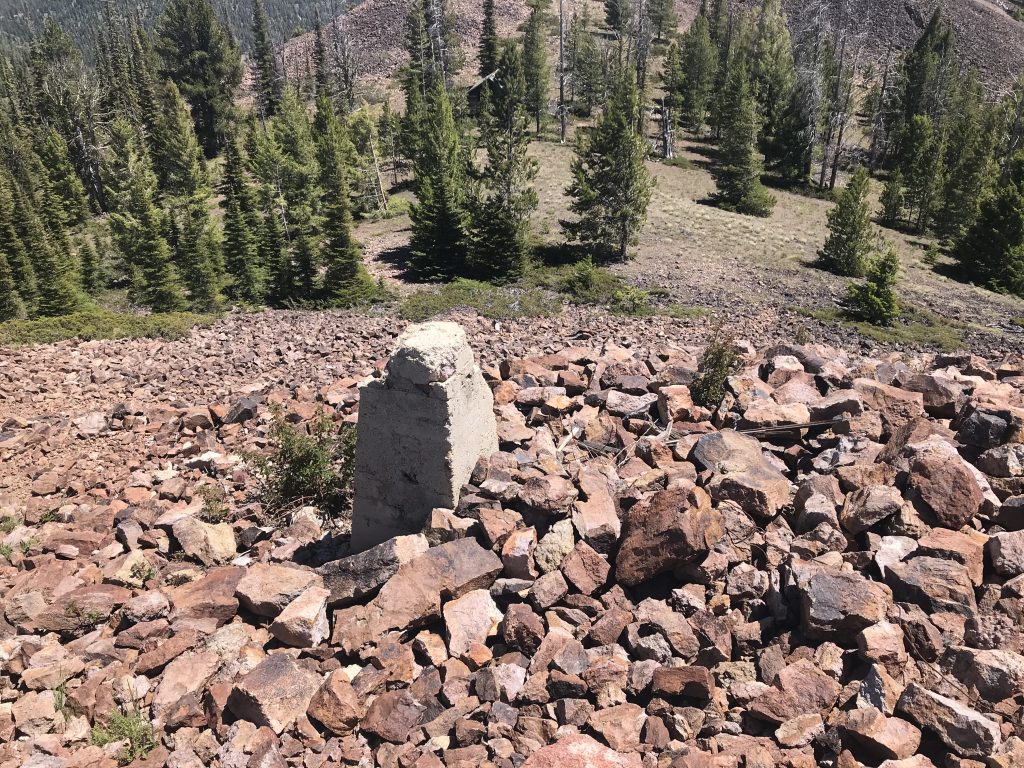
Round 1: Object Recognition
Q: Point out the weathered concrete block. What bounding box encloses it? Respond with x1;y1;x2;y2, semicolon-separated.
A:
351;322;498;551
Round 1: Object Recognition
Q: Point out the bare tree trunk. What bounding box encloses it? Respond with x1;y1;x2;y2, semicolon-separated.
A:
868;18;896;170
559;0;567;143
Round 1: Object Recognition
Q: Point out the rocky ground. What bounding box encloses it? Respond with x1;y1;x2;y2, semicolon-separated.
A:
2;308;1024;767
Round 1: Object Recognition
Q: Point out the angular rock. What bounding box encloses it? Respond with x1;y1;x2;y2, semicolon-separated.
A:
227;653;321;734
521;733;642;768
908;453;983;529
561;540;610;595
749;659;841;725
885;557;977;616
614;484;721;586
801;569;892;642
588;703;646;751
317;534;428;605
444;589;503;657
360;689;427;743
897;682;1001;758
951;647;1024;701
307;670;364;736
170;516;236;565
842;707;922;761
236;564;322;618
840;486;903;534
269;586;330;647
987;530;1024;577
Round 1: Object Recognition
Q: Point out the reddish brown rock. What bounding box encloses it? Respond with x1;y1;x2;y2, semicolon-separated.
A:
908;453;984;529
307;670;364;736
360;689;427;743
561;540;610;595
227;653;321;734
614;484;722;586
521;734;642;768
750;659;841;725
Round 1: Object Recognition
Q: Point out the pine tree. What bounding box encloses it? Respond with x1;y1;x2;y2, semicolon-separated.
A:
679;12;717;131
252;0;281;118
106;119;187;312
900;114;942;231
647;0;678;41
953;156;1024;296
713;67;775;216
749;0;795;164
151;81;210;200
570;10;603;116
37;128;90;226
523;1;551;135
0;176;38;311
479;0;499;78
564;70;654;261
378;101;404;185
879;169;906;228
272;87;322;300
604;0;632;35
937;71;997;241
154;0;243;157
900;8;956;128
819;165;873;277
0;249;25;322
79;239;101;294
846;244;900;326
221;138;264;303
313;18;332;104
13;184;86;318
317;101;377;305
409;77;472;279
469;43;539;281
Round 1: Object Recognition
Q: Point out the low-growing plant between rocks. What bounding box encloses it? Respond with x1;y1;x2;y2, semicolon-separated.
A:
248;407;356;525
690;332;741;409
91;707;157;765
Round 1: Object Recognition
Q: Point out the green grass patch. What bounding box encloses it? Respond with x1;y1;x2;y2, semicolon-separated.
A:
794;305;964;351
662;155;694;171
91;708;157;765
0;309;218;347
1010;316;1024;328
523;260;705;318
400;279;561;322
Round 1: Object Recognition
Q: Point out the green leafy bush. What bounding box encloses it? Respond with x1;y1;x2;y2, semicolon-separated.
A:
248;408;356;523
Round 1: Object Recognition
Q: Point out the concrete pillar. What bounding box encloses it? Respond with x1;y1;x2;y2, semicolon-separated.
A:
351;322;498;551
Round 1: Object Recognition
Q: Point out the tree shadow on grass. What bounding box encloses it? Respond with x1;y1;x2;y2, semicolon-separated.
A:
374;242;424;283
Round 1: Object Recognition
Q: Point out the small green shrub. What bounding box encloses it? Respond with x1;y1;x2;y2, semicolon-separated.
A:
0;543;12;560
19;538;38;554
91;708;157;765
690;333;741;409
922;242;940;266
610;286;655;316
554;259;624;305
400;279;559;322
248;408;357;523
0;516;20;533
197;486;230;523
846;245;901;327
0;309;218;347
129;560;157;584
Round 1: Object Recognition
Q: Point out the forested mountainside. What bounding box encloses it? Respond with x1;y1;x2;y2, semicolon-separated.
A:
0;0;356;50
